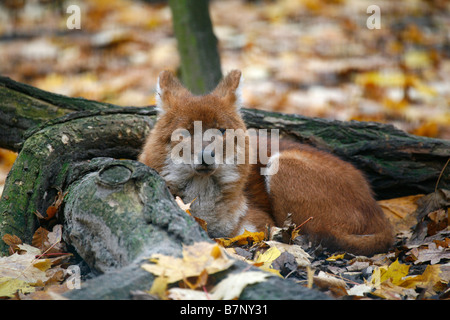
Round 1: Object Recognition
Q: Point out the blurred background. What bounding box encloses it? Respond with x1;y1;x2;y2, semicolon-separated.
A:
0;0;449;193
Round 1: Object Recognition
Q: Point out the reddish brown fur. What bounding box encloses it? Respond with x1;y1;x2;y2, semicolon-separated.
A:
139;70;394;255
256;139;394;255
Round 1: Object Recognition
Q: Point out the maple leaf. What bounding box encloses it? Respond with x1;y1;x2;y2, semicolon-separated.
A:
398;265;442;290
2;234;23;254
141;242;234;284
0;244;50;285
253;247;282;277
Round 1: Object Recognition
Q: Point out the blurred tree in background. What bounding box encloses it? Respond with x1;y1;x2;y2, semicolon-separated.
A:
168;0;222;94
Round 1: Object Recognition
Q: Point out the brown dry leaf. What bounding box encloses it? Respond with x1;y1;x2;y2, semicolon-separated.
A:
181;269;209;291
414;242;450;265
416;189;450;220
45;190;68;220
141;242;234;284
19;283;69;300
32;227;49;252
31;224;64;255
193;216;208;233
378;194;424;235
2;234;23;253
313;271;348;297
427;209;448;236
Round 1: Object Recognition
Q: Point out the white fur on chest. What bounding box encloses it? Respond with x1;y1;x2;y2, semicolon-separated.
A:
160;160;246;238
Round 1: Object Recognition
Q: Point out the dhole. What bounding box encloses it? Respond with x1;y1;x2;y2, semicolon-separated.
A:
139;70;394;256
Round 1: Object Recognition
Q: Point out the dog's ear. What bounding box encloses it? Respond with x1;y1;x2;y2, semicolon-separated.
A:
212;70;244;111
155;70;190;115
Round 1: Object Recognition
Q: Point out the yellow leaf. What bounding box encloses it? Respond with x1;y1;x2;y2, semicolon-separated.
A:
0;244;49;284
210;244;222;259
410;77;437;97
326;253;346;262
141;242;234;283
253;247;283;277
378;194;424;235
404;50;432;70
0;277;35;298
411;122;439;138
355;71;406;88
0;148;17;168
265;241;310;267
33;259;52;272
255;247;281;265
215;229;265;247
371;266;382;288
148;276;168;299
398;265;442;289
380;259;410;286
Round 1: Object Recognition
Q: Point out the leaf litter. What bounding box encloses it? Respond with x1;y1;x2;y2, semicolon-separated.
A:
144;187;450;300
1;186;448;300
1;224;74;299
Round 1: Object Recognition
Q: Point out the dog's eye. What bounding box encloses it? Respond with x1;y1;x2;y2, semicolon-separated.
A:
219;128;226;135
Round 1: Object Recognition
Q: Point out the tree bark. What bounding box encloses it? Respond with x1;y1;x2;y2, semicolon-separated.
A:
168;0;223;94
0;75;136;152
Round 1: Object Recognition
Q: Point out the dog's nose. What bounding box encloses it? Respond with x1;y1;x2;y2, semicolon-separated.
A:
198;149;215;165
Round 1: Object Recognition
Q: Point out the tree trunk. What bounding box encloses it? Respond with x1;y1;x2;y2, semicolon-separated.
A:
168;0;223;94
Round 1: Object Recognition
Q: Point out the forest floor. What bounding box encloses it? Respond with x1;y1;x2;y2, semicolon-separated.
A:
0;0;449;300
